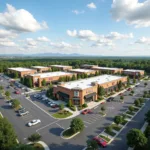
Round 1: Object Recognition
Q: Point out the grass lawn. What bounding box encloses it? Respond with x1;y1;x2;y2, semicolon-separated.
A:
121;120;128;125
111;124;122;131
31;143;44;150
52;110;72;118
104;130;116;137
126;111;135;116
99;135;111;142
126;114;132;119
62;128;75;138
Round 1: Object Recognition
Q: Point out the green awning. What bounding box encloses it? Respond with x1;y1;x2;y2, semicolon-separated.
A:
84;92;96;99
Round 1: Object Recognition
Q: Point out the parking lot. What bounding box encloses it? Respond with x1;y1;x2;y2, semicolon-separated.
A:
0;73;150;150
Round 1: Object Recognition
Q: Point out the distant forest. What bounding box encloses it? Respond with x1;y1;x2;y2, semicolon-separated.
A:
0;57;150;73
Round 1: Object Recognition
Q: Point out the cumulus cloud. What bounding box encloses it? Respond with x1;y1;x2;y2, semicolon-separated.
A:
0;4;48;32
135;37;150;44
0;38;17;47
37;36;50;42
87;2;97;9
67;29;133;47
72;10;85;15
0;29;17;38
67;30;77;37
111;0;150;28
50;41;81;49
26;38;37;46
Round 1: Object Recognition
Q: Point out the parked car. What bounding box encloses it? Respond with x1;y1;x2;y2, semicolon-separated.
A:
27;119;41;127
51;104;59;108
107;97;114;102
81;109;92;115
93;137;107;148
16;107;25;113
19;110;29;116
127;88;132;91
15;91;20;94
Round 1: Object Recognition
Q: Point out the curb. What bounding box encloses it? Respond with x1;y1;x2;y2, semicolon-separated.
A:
60;128;80;140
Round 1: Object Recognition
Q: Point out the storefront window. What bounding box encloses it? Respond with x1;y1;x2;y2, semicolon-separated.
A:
74;91;79;97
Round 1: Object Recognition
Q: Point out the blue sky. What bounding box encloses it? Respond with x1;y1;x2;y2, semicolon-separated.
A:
0;0;150;56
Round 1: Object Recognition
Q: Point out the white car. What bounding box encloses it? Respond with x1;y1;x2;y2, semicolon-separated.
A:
27;119;41;127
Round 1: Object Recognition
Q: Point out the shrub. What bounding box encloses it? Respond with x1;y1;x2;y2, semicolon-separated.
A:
82;103;88;108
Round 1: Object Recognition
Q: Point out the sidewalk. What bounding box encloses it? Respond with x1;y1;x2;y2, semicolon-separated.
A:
37;141;50;150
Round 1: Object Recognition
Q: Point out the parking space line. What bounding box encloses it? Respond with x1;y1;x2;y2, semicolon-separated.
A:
83;121;91;124
56;123;64;129
36;120;59;133
26;97;56;119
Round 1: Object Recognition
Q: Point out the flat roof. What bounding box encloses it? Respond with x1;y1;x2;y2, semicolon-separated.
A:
8;67;36;72
30;71;73;78
124;69;144;72
70;69;95;73
50;65;72;68
93;66;121;70
31;66;49;69
81;64;98;67
61;75;124;90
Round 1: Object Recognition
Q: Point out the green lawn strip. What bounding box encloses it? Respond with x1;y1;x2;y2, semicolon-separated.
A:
121;120;128;125
30;143;44;150
110;124;122;131
99;135;111;142
126;111;135;116
62;128;75;138
104;130;116;137
126;114;132;119
52;111;72;118
133;107;140;112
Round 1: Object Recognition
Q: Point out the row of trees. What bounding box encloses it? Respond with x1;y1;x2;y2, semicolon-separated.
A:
0;58;150;73
21;77;33;88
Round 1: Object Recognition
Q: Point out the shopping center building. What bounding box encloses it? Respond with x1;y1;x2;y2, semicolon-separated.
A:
26;71;75;87
53;75;127;105
50;65;72;71
31;66;50;73
8;67;37;77
68;68;96;76
123;69;145;77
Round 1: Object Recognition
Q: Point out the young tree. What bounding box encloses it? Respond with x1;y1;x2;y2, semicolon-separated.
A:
133;77;136;84
59;104;64;110
114;115;123;125
12;99;20;109
20;77;24;84
129;106;134;112
5;91;10;97
145;110;150;125
68;99;72;107
98;86;105;97
126;128;147;148
41;79;46;86
101;106;106;114
0;117;17;150
117;81;122;90
134;99;140;107
105;126;112;133
144;82;148;87
86;139;99;150
71;74;76;81
28;78;33;88
28;133;41;143
0;85;4;91
70;118;84;133
14;72;19;79
139;98;145;104
144;125;150;138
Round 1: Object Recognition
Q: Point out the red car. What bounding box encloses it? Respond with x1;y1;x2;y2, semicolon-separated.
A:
51;104;59;108
81;109;92;115
119;93;123;96
15;91;20;94
93;137;107;148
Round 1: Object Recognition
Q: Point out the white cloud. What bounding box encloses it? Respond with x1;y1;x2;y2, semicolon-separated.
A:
0;29;17;38
67;29;133;47
0;38;17;47
37;36;50;42
135;37;150;44
26;38;37;46
87;2;97;9
106;32;133;40
50;41;81;49
67;30;77;37
111;0;150;28
72;10;85;15
0;4;48;32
